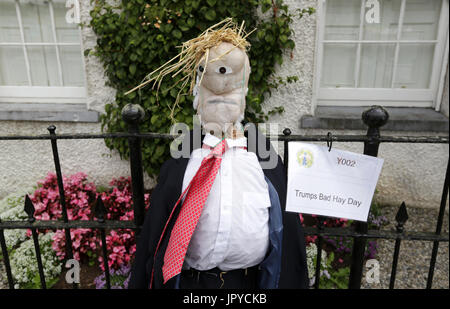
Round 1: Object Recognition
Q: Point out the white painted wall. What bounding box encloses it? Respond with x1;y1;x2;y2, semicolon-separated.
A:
0;0;448;209
80;0;117;114
0;121;156;199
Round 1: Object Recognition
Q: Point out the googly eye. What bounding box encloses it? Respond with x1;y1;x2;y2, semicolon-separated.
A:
215;66;232;75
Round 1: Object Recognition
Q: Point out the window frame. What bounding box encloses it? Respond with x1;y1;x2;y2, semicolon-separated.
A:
312;0;449;111
0;0;87;105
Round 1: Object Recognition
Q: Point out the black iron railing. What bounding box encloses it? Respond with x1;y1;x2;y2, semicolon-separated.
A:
0;105;448;289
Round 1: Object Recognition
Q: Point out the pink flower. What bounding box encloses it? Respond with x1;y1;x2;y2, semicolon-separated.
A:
47;191;58;200
73;240;81;249
29;172;149;271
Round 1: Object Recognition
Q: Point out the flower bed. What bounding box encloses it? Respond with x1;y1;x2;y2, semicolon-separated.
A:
0;172;149;289
303;201;388;289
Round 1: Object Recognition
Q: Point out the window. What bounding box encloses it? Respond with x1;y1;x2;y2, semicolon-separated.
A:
314;0;449;110
0;0;86;104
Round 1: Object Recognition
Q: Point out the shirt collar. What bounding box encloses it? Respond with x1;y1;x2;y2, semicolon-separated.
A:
203;133;247;149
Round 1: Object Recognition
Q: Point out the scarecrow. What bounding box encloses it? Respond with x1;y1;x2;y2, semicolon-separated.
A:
128;19;308;289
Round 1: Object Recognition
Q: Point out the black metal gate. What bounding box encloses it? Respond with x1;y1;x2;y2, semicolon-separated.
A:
0;105;448;289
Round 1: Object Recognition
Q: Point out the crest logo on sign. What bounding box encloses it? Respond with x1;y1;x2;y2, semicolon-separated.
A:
297;149;314;168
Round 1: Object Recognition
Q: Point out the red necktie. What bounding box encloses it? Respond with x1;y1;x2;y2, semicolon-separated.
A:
161;138;228;284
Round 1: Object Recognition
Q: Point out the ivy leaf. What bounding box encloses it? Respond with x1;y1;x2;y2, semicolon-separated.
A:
261;0;272;13
264;34;274;44
170;88;178;98
163;23;174;33
204;9;216;21
274;53;283;65
164;44;170;53
206;0;216;6
179;25;190;31
128;91;136;99
257;30;265;40
117;69;126;80
286;39;295;49
155;145;165;157
150;114;159;125
276;17;285;27
129;64;136;75
172;29;182;39
128;16;137;25
187;18;195;27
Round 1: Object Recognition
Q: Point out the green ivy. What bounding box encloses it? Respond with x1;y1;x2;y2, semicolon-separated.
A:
88;0;314;177
320;266;350;289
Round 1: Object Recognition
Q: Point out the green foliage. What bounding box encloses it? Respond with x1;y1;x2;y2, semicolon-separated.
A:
0;190;32;251
319;266;350;289
9;233;61;289
306;243;351;289
89;0;314;177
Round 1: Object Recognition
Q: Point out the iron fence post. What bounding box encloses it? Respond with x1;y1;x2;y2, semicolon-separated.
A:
0;218;14;289
47;125;78;289
24;195;47;289
283;128;291;181
348;105;389;289
94;196;111;289
426;159;449;288
122;104;146;236
390;202;409;289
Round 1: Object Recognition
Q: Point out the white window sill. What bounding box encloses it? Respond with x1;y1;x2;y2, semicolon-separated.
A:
301;106;449;132
0;103;99;122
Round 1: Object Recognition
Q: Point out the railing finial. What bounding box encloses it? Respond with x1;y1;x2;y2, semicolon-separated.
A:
395;201;409;233
24;194;36;223
94;196;108;223
121;104;145;126
47;125;56;134
120;103;146;232
362;105;389;133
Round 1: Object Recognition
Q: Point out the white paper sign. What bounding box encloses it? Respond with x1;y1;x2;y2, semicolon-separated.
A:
286;142;384;222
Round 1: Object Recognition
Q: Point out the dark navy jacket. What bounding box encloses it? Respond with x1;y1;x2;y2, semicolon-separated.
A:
129;130;309;289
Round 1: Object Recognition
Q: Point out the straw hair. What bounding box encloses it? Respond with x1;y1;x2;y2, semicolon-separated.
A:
124;18;255;121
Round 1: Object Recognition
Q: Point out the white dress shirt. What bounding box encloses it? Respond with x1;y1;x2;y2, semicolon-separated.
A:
182;133;271;271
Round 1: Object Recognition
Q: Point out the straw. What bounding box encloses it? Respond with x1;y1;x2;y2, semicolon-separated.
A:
124;18;255;121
